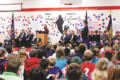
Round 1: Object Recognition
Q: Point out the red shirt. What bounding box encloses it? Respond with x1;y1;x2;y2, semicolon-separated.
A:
24;57;41;75
81;62;95;77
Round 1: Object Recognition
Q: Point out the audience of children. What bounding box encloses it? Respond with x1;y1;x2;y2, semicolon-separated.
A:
0;42;120;80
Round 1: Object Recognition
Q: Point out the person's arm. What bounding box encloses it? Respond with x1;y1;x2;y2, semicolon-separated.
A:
23;69;27;80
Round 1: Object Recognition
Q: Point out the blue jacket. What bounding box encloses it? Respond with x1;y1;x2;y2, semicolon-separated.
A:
46;50;55;58
0;59;7;74
26;34;34;40
92;57;98;65
82;25;88;40
48;66;62;79
73;53;84;59
77;35;81;42
55;58;67;70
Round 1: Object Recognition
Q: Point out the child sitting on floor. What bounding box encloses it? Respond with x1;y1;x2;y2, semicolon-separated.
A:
48;56;62;79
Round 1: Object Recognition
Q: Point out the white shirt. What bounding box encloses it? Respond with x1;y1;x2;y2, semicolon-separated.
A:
15;34;19;39
6;34;11;40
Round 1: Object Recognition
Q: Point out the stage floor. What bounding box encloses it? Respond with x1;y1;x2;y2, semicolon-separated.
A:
14;47;31;52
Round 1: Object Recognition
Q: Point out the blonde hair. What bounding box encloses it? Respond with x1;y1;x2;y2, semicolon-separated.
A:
18;49;26;64
48;56;56;66
95;48;101;58
113;44;119;53
79;43;88;50
47;43;54;49
91;58;109;80
56;46;65;59
9;54;20;61
84;50;93;61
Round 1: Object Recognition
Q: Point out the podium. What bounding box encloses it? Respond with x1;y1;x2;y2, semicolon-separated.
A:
37;31;48;47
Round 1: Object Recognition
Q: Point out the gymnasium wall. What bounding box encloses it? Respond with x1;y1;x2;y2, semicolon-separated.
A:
0;10;120;44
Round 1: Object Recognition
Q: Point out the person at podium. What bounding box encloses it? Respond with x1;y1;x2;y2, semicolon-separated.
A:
44;24;49;34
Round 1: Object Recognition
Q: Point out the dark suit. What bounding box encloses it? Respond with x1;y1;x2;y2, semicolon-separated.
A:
82;25;88;41
93;34;100;42
69;35;77;43
89;35;94;41
26;34;34;47
17;33;26;46
59;34;68;44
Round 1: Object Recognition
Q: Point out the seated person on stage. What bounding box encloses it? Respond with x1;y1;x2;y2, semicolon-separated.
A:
33;30;41;44
18;29;26;47
26;30;34;47
100;30;109;44
15;29;19;46
59;30;68;44
113;31;120;44
67;31;71;40
93;30;100;45
4;30;11;45
89;31;94;44
69;31;77;43
76;30;81;44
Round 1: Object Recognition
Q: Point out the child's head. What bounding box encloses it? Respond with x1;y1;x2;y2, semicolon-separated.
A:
53;44;57;50
6;46;13;54
104;51;112;61
64;47;71;56
29;49;38;57
66;63;82;80
41;51;47;58
43;44;47;50
71;57;82;65
45;45;51;52
66;59;71;66
6;59;21;74
0;43;2;47
84;50;93;61
108;65;120;80
8;54;20;62
48;56;56;66
95;57;109;71
28;67;46;80
47;43;54;49
116;51;120;62
72;43;77;49
74;46;80;54
56;46;65;59
37;50;43;59
79;45;86;54
91;49;97;57
18;49;26;64
40;58;50;70
95;48;101;58
92;58;109;80
0;49;6;58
